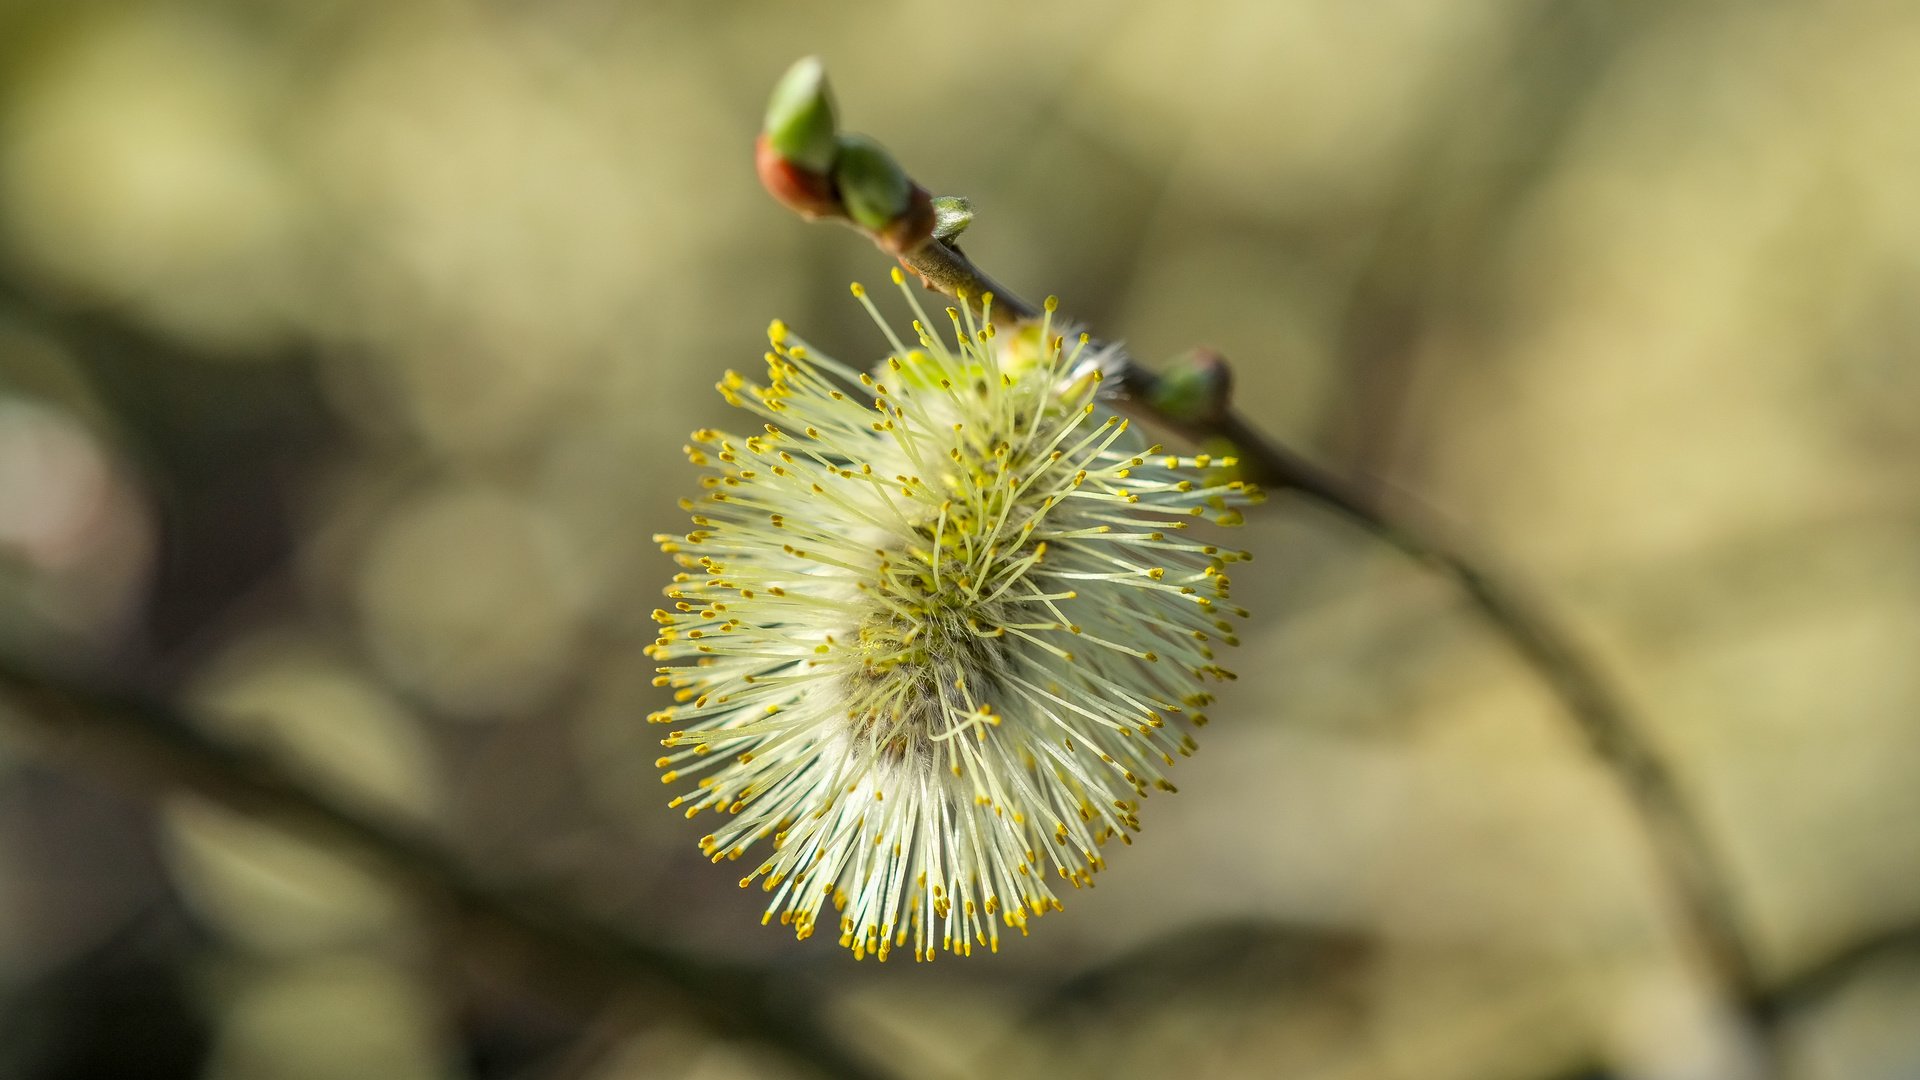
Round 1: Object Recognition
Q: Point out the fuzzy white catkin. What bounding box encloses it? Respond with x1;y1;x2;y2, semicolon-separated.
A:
649;275;1252;960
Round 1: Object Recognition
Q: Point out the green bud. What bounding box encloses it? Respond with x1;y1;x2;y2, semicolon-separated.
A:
833;134;912;232
931;196;973;242
764;56;837;173
1147;352;1230;424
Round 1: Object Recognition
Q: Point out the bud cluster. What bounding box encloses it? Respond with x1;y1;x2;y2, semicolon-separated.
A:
755;57;936;255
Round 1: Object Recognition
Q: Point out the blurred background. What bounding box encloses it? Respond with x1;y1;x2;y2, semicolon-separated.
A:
1;0;1917;1077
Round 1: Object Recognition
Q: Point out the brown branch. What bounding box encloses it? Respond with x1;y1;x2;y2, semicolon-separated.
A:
970;253;1768;1056
892;238;1039;326
1110;360;1763;1009
754;65;1770;1069
0;661;893;1080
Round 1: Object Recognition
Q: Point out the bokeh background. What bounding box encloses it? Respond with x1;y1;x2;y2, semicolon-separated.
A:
1;1;1917;1078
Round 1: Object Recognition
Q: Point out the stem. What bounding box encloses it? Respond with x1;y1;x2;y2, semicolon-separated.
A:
1154;398;1763;1001
795;161;1767;1045
894;237;1038;326
1119;376;1762;1015
0;662;893;1080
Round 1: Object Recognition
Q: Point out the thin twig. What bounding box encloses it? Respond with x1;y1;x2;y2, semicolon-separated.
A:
761;106;1768;1060
0;661;892;1080
1110;364;1763;1007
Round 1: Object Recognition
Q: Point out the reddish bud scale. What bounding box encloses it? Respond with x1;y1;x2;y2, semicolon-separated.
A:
756;133;841;220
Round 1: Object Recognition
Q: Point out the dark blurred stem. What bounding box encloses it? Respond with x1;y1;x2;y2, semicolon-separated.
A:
0;663;894;1080
849;204;1766;1042
1122;389;1764;1007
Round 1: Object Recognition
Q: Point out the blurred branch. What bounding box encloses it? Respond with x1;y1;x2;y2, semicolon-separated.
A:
0;661;893;1080
1316;1;1669;481
756;54;1767;1065
501;1001;645;1080
1161;407;1766;1014
979;919;1371;1078
1762;920;1920;1019
1018;917;1369;1026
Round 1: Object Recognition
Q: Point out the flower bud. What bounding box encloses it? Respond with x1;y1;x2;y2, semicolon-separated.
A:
756;134;839;220
762;56;837;173
931;195;973;242
832;133;912;232
1147;349;1233;425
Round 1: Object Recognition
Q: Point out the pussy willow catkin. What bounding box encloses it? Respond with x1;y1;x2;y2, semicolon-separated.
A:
650;274;1251;959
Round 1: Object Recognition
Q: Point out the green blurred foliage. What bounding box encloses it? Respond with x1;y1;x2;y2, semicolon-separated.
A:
0;1;1917;1079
